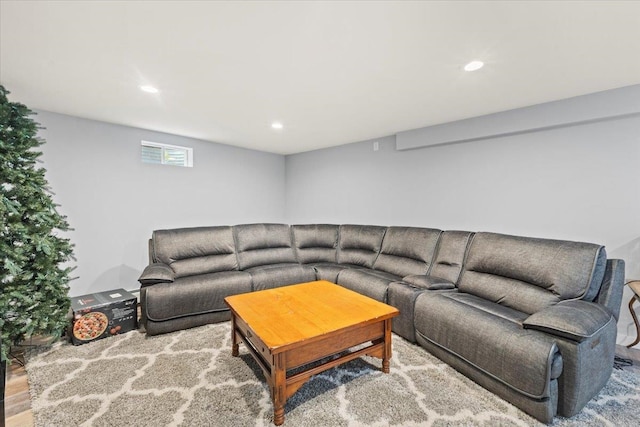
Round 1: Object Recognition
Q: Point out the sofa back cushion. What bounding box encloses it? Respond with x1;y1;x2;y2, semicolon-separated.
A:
337;225;387;268
292;224;339;264
152;226;238;278
373;227;442;277
459;232;607;314
234;223;297;270
429;230;474;284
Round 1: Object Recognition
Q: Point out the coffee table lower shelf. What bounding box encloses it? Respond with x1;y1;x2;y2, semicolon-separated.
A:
230;314;394;426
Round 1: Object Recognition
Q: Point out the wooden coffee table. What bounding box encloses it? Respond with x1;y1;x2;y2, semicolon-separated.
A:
224;280;399;425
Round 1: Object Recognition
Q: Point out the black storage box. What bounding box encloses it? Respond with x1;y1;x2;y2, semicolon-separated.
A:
69;289;138;345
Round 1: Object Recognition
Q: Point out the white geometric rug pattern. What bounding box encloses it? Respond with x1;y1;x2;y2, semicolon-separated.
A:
25;322;640;426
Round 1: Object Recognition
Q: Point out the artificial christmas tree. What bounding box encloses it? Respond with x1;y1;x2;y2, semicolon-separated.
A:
0;85;75;365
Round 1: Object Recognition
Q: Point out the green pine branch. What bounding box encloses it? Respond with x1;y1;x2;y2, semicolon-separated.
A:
1;85;75;362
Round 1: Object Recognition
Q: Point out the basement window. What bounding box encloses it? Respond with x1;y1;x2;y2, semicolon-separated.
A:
141;141;193;167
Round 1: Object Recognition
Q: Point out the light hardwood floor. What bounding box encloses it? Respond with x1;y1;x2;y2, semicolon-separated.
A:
5;358;34;427
4;336;640;427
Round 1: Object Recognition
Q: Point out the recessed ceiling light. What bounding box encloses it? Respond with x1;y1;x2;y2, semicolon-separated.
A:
271;122;283;130
463;61;484;72
140;85;159;93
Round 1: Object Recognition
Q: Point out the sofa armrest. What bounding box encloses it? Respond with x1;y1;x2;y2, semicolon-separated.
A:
138;263;175;286
595;258;625;320
403;275;456;290
523;300;614;342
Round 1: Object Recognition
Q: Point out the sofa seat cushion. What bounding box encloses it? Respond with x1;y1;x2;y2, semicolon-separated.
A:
414;292;561;399
145;271;252;322
337;268;400;302
438;292;530;324
247;263;317;291
307;262;365;283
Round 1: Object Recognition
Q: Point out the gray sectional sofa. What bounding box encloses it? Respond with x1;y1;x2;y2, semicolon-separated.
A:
138;223;625;424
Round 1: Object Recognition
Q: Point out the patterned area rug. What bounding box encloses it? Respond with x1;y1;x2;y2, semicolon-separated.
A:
25;322;640;426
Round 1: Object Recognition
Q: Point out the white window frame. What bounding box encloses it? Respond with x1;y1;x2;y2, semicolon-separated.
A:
141;140;193;167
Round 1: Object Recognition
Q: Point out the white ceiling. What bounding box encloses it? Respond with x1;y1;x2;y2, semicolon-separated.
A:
1;1;639;155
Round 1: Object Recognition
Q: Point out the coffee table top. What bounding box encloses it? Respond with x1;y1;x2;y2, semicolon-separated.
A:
224;280;399;351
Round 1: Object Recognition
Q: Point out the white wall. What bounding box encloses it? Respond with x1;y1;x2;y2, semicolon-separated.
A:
285;118;639;244
36;111;286;297
285;90;640;345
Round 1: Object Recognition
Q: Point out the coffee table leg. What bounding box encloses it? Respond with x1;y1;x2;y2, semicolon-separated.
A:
382;319;392;374
231;315;239;357
272;353;286;425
